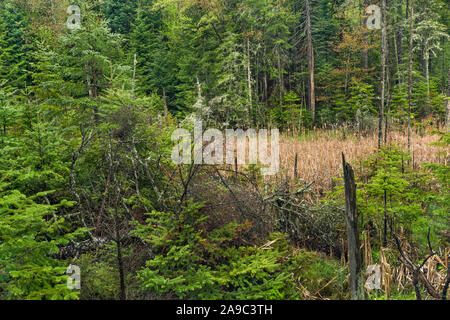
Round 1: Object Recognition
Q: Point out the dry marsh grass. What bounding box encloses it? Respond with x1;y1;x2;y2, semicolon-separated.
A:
276;129;447;192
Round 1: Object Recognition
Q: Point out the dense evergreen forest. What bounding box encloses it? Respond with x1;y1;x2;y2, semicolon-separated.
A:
0;0;448;300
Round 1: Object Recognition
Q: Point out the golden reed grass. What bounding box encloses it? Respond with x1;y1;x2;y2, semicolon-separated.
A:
276;129;447;192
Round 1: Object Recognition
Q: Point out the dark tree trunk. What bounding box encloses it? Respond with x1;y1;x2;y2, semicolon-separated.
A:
408;0;414;154
342;153;365;300
305;0;316;122
378;0;388;149
396;1;403;66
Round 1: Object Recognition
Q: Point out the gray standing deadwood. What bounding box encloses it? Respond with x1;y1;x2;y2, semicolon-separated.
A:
378;0;387;149
408;0;414;154
342;153;365;300
305;0;316;122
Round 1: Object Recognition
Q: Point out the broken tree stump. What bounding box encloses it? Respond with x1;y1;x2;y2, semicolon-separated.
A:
342;153;366;300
